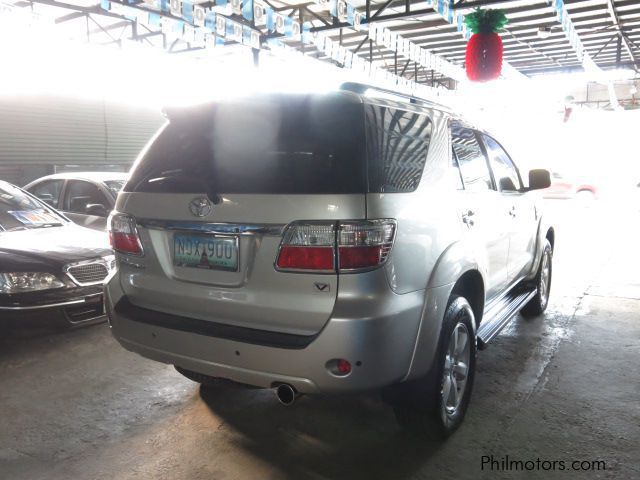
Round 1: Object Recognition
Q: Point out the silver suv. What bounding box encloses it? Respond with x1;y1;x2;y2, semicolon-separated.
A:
105;84;554;437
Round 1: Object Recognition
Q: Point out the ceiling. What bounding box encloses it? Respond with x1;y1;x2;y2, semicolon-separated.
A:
3;0;639;88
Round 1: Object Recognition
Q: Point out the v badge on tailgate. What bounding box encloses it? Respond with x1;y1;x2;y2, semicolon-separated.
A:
314;282;330;293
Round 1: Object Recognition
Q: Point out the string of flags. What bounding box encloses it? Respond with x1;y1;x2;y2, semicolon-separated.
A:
99;0;465;91
367;23;465;82
550;0;598;72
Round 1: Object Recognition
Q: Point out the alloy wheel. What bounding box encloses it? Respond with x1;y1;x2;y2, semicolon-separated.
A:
539;251;551;307
441;322;471;417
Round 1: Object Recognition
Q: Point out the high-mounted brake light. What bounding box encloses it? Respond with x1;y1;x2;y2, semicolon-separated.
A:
108;213;144;256
276;220;396;273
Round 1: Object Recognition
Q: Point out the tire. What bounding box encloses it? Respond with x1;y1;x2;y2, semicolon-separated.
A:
521;239;552;318
392;296;477;439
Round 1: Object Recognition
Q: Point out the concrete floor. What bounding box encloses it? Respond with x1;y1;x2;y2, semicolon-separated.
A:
1;201;638;480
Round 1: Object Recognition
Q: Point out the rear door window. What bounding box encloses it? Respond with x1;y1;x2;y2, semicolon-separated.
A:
451;124;494;192
365;105;433;193
64;180;110;214
29;180;64;209
125;96;366;195
451;148;465;190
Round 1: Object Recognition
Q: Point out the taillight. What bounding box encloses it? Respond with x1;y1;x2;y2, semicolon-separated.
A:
276;223;335;271
276;220;396;273
338;220;396;270
108;213;144;256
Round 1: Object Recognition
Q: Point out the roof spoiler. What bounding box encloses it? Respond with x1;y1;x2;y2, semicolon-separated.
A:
339;82;450;111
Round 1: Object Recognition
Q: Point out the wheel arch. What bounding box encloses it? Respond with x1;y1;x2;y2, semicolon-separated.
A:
405;262;486;381
546;226;555;251
450;270;485;331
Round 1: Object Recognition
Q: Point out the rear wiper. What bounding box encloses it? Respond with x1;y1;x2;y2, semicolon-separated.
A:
141;171;221;204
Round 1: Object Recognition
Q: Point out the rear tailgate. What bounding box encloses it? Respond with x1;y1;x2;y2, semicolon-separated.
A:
115;93;367;336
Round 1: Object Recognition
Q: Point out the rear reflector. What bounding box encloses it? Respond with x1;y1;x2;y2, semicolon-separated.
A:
108;213;144;256
326;358;352;376
276;220;396;273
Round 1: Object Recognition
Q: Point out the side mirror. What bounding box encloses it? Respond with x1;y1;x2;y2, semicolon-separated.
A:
528;169;551;191
85;203;108;217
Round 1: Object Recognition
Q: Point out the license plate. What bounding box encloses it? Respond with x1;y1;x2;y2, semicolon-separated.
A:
173;233;239;271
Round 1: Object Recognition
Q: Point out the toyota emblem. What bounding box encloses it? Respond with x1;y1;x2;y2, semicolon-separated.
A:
189;197;213;217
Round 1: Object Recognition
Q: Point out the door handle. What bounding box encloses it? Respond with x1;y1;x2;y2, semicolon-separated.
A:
462;210;475;226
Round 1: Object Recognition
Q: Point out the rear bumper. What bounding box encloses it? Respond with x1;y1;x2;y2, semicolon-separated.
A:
105;273;448;394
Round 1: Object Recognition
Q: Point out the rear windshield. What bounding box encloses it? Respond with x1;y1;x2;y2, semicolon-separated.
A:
125;96;367;195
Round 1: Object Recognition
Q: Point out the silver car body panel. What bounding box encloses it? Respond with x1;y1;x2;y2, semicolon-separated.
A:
113;193;366;335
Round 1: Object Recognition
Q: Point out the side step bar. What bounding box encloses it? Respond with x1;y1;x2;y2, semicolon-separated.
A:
476;288;537;350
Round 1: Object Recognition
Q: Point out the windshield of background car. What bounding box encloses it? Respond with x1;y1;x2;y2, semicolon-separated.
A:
104;180;126;197
124;95;367;195
0;182;64;231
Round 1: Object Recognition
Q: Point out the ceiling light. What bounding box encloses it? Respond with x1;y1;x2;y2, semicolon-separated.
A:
537;27;552;39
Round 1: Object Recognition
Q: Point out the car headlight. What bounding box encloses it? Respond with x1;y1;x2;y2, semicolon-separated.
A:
0;272;66;294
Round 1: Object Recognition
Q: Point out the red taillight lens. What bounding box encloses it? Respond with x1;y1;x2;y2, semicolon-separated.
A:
277;246;334;270
276;220;396;273
338;246;384;270
276;223;335;271
337;220;395;271
108;213;143;256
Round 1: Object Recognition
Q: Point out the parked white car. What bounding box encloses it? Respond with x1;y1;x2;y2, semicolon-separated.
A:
24;172;127;231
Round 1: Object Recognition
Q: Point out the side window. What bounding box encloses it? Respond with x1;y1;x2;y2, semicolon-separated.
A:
366;105;433;193
451;148;464;190
483;135;522;192
65;181;109;214
451;124;493;191
29;180;64;209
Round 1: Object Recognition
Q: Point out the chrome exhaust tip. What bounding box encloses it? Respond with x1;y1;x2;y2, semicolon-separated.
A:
275;383;300;406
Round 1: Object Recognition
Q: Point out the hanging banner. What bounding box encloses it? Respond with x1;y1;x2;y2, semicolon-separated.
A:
242;0;253;21
181;1;193;23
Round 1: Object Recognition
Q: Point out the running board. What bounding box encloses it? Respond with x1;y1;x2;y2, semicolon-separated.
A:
476;288;537;350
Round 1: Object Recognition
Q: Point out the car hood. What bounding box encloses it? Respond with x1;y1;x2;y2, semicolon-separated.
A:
0;225;112;272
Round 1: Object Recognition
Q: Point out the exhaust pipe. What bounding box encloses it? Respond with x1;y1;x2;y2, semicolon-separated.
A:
275;383;300;406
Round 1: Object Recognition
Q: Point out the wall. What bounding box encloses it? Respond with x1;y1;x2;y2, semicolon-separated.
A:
0;95;164;186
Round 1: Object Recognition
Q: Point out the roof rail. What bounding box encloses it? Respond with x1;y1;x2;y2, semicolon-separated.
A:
338;82;450;111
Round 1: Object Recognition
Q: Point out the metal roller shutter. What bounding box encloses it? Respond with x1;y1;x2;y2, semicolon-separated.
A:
0;96;164;172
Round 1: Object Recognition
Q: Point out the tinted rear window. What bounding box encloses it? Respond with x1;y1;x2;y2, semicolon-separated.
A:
365;105;433;193
125;96;366;195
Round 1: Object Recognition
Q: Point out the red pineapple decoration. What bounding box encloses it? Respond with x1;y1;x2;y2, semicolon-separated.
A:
464;8;509;82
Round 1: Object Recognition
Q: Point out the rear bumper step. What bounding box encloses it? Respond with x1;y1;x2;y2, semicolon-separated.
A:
477;288;537;349
113;297;318;350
